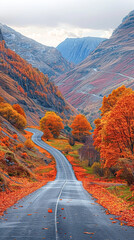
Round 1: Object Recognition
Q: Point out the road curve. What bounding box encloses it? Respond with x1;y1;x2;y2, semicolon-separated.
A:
0;128;134;240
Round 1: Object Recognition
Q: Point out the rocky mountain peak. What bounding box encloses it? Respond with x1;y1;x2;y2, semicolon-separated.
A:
112;10;134;37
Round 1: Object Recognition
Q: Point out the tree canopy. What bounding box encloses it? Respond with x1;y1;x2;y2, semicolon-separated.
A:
40;111;64;138
93;86;134;184
70;114;92;142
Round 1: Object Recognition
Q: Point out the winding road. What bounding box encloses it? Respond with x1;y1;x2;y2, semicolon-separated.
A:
0;128;134;239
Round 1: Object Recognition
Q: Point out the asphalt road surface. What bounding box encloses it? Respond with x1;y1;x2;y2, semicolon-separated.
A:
0;128;134;240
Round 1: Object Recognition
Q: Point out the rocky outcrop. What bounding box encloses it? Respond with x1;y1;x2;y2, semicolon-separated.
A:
57;37;106;64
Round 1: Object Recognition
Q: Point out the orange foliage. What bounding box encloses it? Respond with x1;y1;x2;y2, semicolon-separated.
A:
0;102;27;130
70;114;92;142
13;104;26;118
12;134;18;140
100;85;132;116
93;86;134;184
40;111;64;138
21;152;28;159
0;41;65;109
0;170;56;216
0;137;9;147
67;155;134;227
101;94;134;169
16;143;24;150
42;126;53;140
24;138;34;149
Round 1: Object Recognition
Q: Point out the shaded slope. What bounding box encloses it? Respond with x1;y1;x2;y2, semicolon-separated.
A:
0;23;73;80
54;11;134;121
57;37;106;64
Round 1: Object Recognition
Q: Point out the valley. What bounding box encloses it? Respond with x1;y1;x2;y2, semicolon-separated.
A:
0;7;134;240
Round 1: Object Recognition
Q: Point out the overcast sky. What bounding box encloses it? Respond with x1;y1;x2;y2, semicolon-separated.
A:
0;0;134;46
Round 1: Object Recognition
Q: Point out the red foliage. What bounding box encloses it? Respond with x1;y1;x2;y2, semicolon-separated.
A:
12;134;18;140
21;152;28;159
67;155;134;227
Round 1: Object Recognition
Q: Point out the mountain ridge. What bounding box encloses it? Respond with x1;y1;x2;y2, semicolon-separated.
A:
54;11;134;123
0;34;76;125
0;23;73;80
57;36;106;64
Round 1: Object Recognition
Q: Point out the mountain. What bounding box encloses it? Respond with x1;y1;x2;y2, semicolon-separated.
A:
54;11;134;122
0;33;76;125
57;37;106;64
0;23;73;80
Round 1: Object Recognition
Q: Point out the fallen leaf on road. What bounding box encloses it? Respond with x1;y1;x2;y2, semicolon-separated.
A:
109;218;114;220
84;232;94;235
63;217;66;219
19;206;23;208
42;228;48;230
48;208;53;213
27;214;32;216
112;221;117;223
61;208;64;210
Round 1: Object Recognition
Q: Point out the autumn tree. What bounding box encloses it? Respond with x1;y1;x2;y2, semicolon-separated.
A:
0;102;27;130
40;111;64;138
100;94;134;167
42;126;53;140
93;87;134;184
24;138;34;149
70;114;92;142
100;85;132;116
13;104;26;118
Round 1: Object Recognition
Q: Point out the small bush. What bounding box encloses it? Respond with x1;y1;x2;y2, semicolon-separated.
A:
13;134;18;140
91;162;104;177
24;138;34;149
16;143;24;150
21;152;28;159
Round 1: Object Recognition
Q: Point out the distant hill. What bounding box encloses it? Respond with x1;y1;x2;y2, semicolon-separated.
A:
0;23;73;80
0;33;76;125
57;37;106;64
54;11;134;123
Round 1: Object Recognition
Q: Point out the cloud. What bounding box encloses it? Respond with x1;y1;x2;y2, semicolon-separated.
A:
12;25;113;47
1;0;134;29
0;0;133;46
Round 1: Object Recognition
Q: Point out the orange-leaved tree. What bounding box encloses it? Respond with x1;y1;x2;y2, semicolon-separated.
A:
100;94;134;168
42;126;53;140
100;85;132;116
13;104;26;118
93;86;134;184
40;111;64;138
70;114;92;142
24;138;34;149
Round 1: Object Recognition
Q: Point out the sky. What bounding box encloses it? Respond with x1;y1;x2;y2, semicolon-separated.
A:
0;0;134;47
